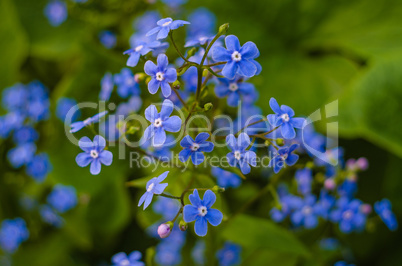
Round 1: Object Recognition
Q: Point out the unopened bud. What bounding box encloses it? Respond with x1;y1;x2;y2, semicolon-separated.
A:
204;103;213;111
361;204;372;215
157;222;173;239
276;138;284;146
172;80;181;89
218;23;230;35
126;126;139;134
324;178;336;190
305;161;314;169
134;73;147;83
187;47;197;57
179;220;188;231
145;77;152;84
202;69;209;77
356;157;368;171
212;185;225;193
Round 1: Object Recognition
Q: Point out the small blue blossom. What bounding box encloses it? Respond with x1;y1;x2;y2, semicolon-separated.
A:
144;54;177;97
133;11;161;34
215;76;256;107
187;8;216;38
216;242;242;266
138;171;169;210
2;83;28;111
295;168;313;195
142;99;182;146
99;72;114;101
47;185;78;213
56;97;80;122
124;41;165;67
70;111;108;133
155;229;186;265
153;196;180;220
75;135;113;175
44;0;67;27
270;144;299;173
184;36;214;48
183;189;223;237
26;153;52;182
315;190;336;219
146;18;190;40
40;205;64;228
226;133;257;174
211;167;242;189
99;30;117;49
7;143;36;168
161;0;188;8
267;98;305;139
212;35;260;79
116;96;142;117
191;240;206;265
290;195;320;229
0;218;29;254
114;68;141;98
112;251;145;266
270;193;302;222
334;261;355;266
330;197;367;233
179;133;214;165
374;199;398;231
141;135;176;162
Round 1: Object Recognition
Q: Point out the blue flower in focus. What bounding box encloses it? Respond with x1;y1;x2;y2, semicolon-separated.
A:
47;185;78;213
330;197;367;233
138;171;169;210
270;144;299;173
267;98;305;139
0;218;29;254
40;205;64;228
146;18;190;40
215;77;257;107
7;143;36;168
179;133;214;165
114;68;141;98
26;153;52;182
112;251;145;266
295;168;312;195
44;0;67;27
99;72;114;101
183;189;223;237
211;167;242;189
144;54;177;97
142;99;181;147
99;30;117;49
56;97;80;123
75;135;113;175
226;133;257;174
124;41;166;67
70;111;108;133
374;199;398;231
216;242;242;266
212;35;260;79
291;195;320;229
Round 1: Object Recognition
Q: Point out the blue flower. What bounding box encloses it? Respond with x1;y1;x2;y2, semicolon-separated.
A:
124;41;165;67
70;111;108;133
116;96;142;117
153;197;180;220
295;168;312;195
146;18;190;40
155;229;186;265
216;242;242;266
191;240;206;265
187;8;216;39
212;35;260;79
114;68;141;98
161;0;188;8
112;251;145;266
138;171;169;210
0;218;29;254
99;30;117;49
1;83;28;111
133;11;161;34
374;199;398;231
26;153;52;182
330;197;367;233
183;189;223;237
270;144;299;173
44;0;67;27
179;133;214;165
142;99;182;147
315;190;336;219
334;261;355;266
226;133;257;174
56;97;80;122
184;36;214;48
99;72;114;101
144;54;177;97
267;98;305;139
290;195;320;229
7;143;36;168
270;193;302;222
215;76;257;107
47;185;78;213
211;167;242;189
40;205;64;228
141;135;176;162
75;135;113;175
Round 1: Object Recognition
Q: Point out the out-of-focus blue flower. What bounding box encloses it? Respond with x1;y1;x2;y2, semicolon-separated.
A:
144;54;177;97
226;133;257;174
75;135;113;175
99;30;117;49
138;171;169;210
290;195;320;229
7;143;36;168
270;193;302;222
211;167;242;189
179;133;214;165
319;238;340;251
153;196;180;220
44;0;67;27
26;153;52;182
70;111;108;133
155;230;185;266
180;67;198;93
315;190;336;219
133;11;161;33
187;8;216;38
99;73;114;101
40;205;64;227
334;261;355;266
1;83;27;111
0;218;29;254
216;242;242;266
116;96;142;117
56;97;80;123
330;197;367;233
374;199;398;231
212;35;260;79
215;77;257;107
146;18;190;40
142;99;181;147
114;68;141;99
191;240;206;265
183;189;223;237
141;135;176;162
295;168;312;195
270;144;299;173
47;185;78;213
161;0;188;8
185;36;214;47
337;179;358;198
112;251;145;266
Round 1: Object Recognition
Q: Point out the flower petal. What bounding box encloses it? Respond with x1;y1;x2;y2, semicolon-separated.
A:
127;52;140;67
78;136;93;152
206;208;223;226
156;27;170;40
148;79;160;94
180;135;194;148
179;149;192;162
202;190;216;208
237;133;250;150
183;205;199;223
194;217;208;237
189;189;202;207
75;153;92;167
195;132;210;143
153;128;166;146
198;141;214;152
170;20;190;30
93;135;106;150
145;105;158;122
90;159;101;175
146;26;161;37
281;122;296;139
99;150;113;166
290;117;305;129
157;54;169;70
144;60;157;76
225;134;237;151
240;41;259;59
225;35;240;51
269;98;281;114
191;152;205;165
160;99;174;120
163;116;181;132
156;171;169;182
238;59;257;77
222;61;237;80
160;81;172;97
164;68;177;83
211;46;231;62
153;183;168;194
143;193;154;210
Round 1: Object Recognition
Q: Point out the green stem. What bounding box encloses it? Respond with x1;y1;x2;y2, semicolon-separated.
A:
169;32;189;63
157;193;181;200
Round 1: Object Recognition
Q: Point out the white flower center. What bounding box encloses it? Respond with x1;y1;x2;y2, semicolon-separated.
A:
156;72;165;81
342;210;353;220
191;143;200;151
126;77;134;86
231;51;242;62
135;45;144;52
198;206;208;217
281;154;288;161
229;83;238;92
147;183;155;192
90;150;99;159
154;118;163;127
162;21;172;27
234;151;241;160
302;206;313;215
281;113;290;122
83;118;92;125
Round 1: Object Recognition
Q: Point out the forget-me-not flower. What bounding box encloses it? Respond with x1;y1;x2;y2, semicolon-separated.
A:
99;72;114;101
0;218;29;254
99;30;117;49
270;144;299;173
179;132;214;165
216;242;242;266
26;153;52;182
114;68;140;98
112;251;145;266
124;41;165;68
374;199;398;231
44;0;67;27
226;133;257;174
146;18;190;40
70;111;108;133
138;171;169;210
215;76;256;107
56;97;80;123
47;185;78;213
290;194;320;229
329;197;367;233
144;54;177;97
211;167;242;189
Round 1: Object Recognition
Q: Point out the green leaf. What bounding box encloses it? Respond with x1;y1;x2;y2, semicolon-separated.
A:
221;214;310;257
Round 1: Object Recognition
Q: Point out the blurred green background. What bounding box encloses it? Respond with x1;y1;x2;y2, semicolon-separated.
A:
1;0;402;265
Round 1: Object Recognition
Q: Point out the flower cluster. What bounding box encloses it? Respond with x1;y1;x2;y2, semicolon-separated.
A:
0;218;29;254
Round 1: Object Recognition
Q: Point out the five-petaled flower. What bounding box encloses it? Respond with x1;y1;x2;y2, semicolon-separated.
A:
215;76;256;107
270;144;299;173
70;111;108;133
112;251;145;266
267;97;305;139
183;189;223;237
138;171;169;210
75;135;113;175
124;41;165;68
146;18;190;40
144;54;177;97
179;132;214;165
226;133;257;174
142;99;182;147
212;35;260;79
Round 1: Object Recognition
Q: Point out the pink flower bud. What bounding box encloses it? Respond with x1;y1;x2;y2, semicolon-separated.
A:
346;159;357;171
361;203;372;215
324;178;336;190
356;157;368;171
157;223;172;239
